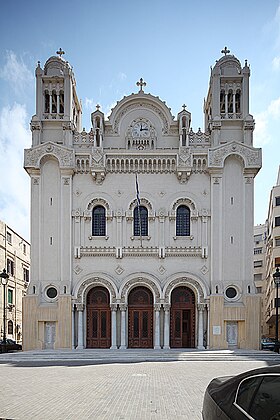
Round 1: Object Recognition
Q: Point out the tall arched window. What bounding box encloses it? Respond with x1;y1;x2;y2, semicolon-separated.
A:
176;205;190;236
8;320;13;335
134;206;148;236
92;206;106;236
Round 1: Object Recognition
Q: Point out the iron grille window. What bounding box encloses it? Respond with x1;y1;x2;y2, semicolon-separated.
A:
92;206;106;236
134;206;148;236
8;320;13;335
176;205;190;236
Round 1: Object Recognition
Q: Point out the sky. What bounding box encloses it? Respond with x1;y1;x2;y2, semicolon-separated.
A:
0;0;280;241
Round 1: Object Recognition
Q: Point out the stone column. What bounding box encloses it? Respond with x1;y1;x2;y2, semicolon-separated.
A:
163;304;170;349
120;304;127;349
110;304;118;349
72;305;75;349
154;304;161;349
197;304;205;349
76;304;84;349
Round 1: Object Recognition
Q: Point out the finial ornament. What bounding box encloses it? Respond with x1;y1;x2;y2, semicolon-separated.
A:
136;78;146;92
56;48;65;58
221;46;230;56
182;104;187;110
96;104;100;110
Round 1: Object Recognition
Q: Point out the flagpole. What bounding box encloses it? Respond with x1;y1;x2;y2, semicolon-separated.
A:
135;173;143;248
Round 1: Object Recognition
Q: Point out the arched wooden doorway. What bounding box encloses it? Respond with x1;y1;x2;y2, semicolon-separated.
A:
170;286;195;348
128;286;153;348
86;286;111;348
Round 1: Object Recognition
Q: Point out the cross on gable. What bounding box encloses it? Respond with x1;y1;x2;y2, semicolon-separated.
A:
221;46;230;56
182;104;187;111
96;104;100;110
136;78;146;92
56;48;65;58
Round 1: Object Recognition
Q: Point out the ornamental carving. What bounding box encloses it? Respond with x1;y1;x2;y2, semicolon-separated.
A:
178;147;192;166
208;142;261;168
113;102;169;134
87;198;110;211
24;143;75;168
120;278;160;302
129;198;153;211
76;277;117;304
164;277;205;303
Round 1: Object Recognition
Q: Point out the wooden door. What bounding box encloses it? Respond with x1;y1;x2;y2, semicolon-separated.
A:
128;287;153;348
170;287;195;348
86;287;111;348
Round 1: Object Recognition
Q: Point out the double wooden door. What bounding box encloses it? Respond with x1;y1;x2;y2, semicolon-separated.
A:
128;287;153;348
86;287;111;348
170;286;195;348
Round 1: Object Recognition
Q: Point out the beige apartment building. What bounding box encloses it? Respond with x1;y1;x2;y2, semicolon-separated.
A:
264;167;280;338
253;224;266;337
0;220;30;343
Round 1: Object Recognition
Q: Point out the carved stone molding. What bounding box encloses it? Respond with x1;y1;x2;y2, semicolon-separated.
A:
113;102;169;134
120;277;160;303
87;198;110;211
164;277;205;304
208;141;261;169
154;303;161;311
24;142;75;168
76;277;117;304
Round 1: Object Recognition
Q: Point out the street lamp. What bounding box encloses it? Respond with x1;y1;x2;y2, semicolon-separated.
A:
273;266;280;353
0;268;9;353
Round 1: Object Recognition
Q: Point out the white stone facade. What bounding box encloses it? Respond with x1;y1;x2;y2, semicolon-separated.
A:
23;50;262;350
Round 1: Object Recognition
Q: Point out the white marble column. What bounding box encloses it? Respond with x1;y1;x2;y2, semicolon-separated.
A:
154;304;161;349
76;304;84;349
110;304;117;349
120;304;127;349
72;305;75;349
197;304;204;349
163;304;170;349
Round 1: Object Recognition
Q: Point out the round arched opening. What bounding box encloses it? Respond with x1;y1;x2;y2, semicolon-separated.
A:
170;286;196;348
86;286;111;348
128;286;153;348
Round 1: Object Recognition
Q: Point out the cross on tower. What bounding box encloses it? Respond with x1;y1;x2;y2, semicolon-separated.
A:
96;104;100;110
221;46;230;56
182;104;187;111
56;48;65;58
136;78;147;92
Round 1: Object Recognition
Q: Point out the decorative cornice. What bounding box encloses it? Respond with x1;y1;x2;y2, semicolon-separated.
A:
24;142;75;169
208;141;261;169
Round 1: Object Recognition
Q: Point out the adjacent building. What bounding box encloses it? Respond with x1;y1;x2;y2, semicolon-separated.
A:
0;220;30;343
263;167;280;338
23;49;262;351
253;224;266;337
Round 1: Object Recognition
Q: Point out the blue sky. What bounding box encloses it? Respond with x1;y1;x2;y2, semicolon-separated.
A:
0;0;280;240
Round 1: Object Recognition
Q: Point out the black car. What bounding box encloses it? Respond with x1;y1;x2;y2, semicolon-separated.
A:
0;339;22;353
202;365;280;419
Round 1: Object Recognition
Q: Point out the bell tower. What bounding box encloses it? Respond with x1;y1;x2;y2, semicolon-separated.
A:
204;47;254;147
31;49;82;147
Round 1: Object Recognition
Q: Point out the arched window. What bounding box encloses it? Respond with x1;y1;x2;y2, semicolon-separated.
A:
92;206;106;236
228;89;233;113
44;91;50;113
220;90;225;113
8;320;13;335
235;89;241;113
134;206;148;236
176;205;190;236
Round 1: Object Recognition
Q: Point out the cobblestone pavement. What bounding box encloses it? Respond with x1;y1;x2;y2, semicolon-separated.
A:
0;354;274;420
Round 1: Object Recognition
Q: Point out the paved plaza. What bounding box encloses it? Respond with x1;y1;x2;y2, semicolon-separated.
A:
0;350;279;419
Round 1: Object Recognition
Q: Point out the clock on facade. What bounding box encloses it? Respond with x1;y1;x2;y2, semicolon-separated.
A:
132;121;150;138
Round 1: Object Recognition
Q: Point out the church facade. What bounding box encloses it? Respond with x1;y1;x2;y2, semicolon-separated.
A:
23;49;262;350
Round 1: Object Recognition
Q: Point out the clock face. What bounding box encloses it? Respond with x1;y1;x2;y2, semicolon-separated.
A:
132;121;150;138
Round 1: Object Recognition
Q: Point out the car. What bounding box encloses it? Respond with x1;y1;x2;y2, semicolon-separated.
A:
202;365;280;420
0;339;22;353
261;337;277;351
